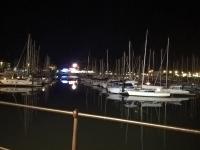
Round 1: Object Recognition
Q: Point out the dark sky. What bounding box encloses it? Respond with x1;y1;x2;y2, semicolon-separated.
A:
1;1;200;67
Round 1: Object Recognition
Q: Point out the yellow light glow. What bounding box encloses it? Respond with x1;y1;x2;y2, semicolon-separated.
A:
182;73;187;77
175;74;179;77
193;73;199;77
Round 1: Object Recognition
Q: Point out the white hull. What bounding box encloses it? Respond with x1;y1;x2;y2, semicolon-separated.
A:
0;78;42;87
0;87;40;93
127;89;170;97
162;89;190;95
107;80;136;94
125;96;189;102
141;85;193;95
107;87;134;94
107;87;122;94
162;85;194;95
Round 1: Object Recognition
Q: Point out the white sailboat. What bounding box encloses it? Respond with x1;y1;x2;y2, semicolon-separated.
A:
162;38;192;95
107;80;137;94
127;88;170;97
162;85;193;95
0;34;42;87
0;86;41;93
124;95;189;102
0;77;42;87
126;30;170;97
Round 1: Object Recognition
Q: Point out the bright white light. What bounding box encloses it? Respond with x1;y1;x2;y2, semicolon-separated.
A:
71;84;77;90
182;73;187;77
146;82;151;85
69;80;76;85
175;74;179;77
42;87;46;92
193;73;199;77
69;68;79;73
188;72;192;77
72;63;78;68
61;68;69;73
175;70;178;74
61;75;67;79
61;80;68;84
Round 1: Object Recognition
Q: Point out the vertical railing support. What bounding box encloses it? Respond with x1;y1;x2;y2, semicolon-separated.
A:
72;109;78;150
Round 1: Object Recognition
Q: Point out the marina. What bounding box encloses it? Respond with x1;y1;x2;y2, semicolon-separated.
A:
1;36;200;149
1;2;200;149
0;76;199;150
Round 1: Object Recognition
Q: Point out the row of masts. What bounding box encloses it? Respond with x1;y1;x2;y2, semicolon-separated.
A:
85;32;200;85
13;34;51;77
26;34;40;75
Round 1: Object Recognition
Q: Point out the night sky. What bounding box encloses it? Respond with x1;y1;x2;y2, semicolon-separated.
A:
1;1;200;68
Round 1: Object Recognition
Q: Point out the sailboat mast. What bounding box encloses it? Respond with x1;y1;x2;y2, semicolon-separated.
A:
160;49;163;86
87;50;90;73
148;49;151;82
141;30;148;88
27;34;31;75
129;41;131;79
166;38;169;88
106;49;109;74
152;50;155;81
123;51;126;77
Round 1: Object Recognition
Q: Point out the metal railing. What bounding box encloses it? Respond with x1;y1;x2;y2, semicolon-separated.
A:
0;100;200;150
0;147;10;150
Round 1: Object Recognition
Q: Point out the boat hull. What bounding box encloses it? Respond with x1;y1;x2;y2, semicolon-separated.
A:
0;79;42;87
127;90;170;97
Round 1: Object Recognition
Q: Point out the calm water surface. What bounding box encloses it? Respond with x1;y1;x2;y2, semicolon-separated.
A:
0;80;200;150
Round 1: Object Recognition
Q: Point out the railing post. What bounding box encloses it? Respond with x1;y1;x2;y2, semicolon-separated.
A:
72;109;78;150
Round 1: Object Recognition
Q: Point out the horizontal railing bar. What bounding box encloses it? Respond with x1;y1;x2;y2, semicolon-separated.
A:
0;101;73;115
79;113;200;135
0;146;10;150
0;101;200;135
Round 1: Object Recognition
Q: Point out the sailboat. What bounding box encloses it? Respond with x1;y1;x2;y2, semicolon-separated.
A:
106;80;137;94
106;42;137;94
124;95;189;102
126;30;170;97
0;34;42;87
0;76;41;87
0;86;41;93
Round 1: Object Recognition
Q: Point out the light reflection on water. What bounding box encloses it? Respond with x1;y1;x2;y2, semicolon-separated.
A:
60;75;78;90
0;81;199;150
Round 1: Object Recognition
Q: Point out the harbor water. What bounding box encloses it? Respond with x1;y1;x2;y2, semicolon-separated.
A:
0;79;200;150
